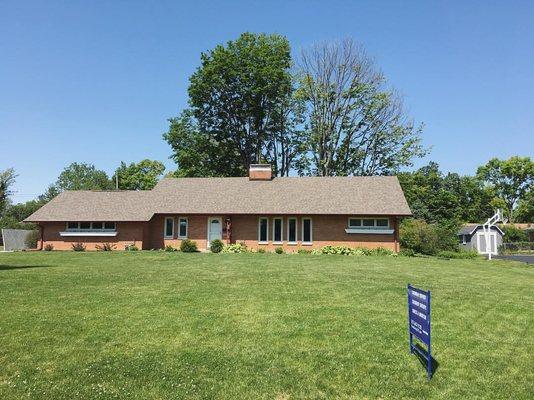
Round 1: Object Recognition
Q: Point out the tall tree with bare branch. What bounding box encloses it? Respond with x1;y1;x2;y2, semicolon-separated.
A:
296;39;427;176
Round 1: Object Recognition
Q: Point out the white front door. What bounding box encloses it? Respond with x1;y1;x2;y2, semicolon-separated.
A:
208;218;222;245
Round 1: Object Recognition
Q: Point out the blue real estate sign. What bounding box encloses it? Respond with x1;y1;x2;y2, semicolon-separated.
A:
407;284;432;379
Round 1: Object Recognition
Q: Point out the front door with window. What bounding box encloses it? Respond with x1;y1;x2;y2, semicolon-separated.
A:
208;218;222;245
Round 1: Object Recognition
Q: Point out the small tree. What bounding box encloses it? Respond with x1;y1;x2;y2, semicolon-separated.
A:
0;168;17;216
477;157;534;222
24;230;39;249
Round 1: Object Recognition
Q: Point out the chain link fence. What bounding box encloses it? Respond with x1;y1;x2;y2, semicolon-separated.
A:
499;242;534;254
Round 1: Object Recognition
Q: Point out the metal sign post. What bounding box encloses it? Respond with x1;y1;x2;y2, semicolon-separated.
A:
408;284;432;380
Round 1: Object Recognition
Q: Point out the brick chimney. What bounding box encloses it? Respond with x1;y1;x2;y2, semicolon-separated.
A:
249;164;272;181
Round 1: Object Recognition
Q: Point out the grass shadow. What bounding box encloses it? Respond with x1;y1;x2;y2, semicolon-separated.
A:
0;264;55;271
412;343;439;378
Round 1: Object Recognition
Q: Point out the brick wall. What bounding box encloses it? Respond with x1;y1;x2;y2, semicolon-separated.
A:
39;214;399;251
230;215;397;251
40;221;147;251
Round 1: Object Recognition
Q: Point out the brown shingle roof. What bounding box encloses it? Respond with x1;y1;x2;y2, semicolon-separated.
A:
25;176;412;222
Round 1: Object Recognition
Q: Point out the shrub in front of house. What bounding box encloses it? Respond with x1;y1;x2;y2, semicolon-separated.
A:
95;243;116;251
297;249;312;254
437;250;479;259
257;248;267;254
275;246;284;254
370;247;395;256
24;230;39;249
222;243;249;253
72;242;86;252
210;239;224;253
180;239;198;253
44;244;54;251
165;245;176;252
398;248;415;257
399;218;459;256
312;245;361;255
125;244;139;251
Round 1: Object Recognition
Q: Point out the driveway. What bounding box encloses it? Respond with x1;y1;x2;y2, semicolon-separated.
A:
493;255;534;264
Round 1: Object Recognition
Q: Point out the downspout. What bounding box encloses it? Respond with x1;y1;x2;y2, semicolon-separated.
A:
393;217;400;253
225;217;232;245
37;224;44;251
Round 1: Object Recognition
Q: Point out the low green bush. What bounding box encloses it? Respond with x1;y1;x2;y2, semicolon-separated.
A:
275;246;284;254
222;243;249;253
24;230;39;249
370;247;395;256
400;218;459;255
44;244;54;251
257;248;267;254
164;245;176;252
313;245;359;255
437;250;478;259
71;242;86;252
95;243;116;251
125;244;139;251
210;239;224;253
180;239;198;253
399;248;416;257
297;249;311;254
501;225;528;243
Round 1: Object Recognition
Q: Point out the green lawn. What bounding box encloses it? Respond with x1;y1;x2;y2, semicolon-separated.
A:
0;252;532;399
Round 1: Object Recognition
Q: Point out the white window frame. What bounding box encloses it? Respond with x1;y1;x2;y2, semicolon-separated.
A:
348;217;390;229
345;217;394;234
272;217;283;244
258;217;269;244
65;222;116;232
178;217;188;239
301;217;313;245
164;217;174;239
61;221;117;237
287;217;297;245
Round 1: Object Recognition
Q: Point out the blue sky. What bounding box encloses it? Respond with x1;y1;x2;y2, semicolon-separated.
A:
1;1;533;203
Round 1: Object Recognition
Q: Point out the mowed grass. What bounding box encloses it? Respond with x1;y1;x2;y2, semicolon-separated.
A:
0;252;532;399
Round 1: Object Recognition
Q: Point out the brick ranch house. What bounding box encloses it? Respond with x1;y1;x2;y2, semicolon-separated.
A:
25;165;412;251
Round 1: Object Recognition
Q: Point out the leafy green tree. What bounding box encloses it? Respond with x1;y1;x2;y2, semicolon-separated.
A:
296;39;427;176
55;162;112;191
0;168;17;216
164;110;246;177
477;156;534;222
165;32;297;177
514;190;534;222
398;162;495;224
38;185;61;203
113;159;165;190
501;225;528;243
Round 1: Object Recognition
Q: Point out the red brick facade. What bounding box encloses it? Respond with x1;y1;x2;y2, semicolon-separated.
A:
39;215;399;252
